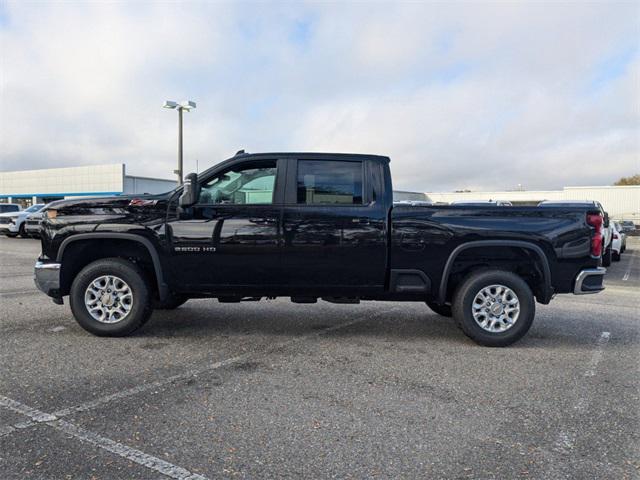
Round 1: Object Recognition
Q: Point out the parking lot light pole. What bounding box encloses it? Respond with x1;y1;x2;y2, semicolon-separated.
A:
163;100;196;185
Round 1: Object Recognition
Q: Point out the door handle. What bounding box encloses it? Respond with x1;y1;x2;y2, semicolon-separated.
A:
351;218;370;225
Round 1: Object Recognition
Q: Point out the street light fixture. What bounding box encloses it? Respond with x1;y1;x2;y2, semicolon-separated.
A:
163;100;196;185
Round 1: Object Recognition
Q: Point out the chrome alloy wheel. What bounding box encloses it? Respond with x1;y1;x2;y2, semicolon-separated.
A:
471;284;520;333
84;275;133;324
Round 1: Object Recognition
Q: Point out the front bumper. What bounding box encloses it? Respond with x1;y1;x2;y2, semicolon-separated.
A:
573;267;606;295
0;223;18;234
25;224;41;235
34;260;61;298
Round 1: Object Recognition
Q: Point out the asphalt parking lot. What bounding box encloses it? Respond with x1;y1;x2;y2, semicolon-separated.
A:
1;237;638;479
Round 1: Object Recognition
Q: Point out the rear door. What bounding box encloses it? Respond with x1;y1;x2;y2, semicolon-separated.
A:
280;157;387;293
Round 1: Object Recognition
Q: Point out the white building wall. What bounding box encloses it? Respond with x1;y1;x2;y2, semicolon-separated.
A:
562;186;639;220
393;190;429;202
426;186;640;221
123;176;177;194
0;164;124;197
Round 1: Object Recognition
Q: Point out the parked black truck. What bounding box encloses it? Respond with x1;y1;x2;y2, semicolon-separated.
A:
35;152;607;346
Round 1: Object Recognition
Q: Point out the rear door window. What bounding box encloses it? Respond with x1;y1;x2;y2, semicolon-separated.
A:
296;160;363;205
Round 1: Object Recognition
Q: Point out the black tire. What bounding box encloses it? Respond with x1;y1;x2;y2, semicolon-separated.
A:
602;247;612;267
613;251;621;261
425;301;452;317
5;233;18;238
153;293;188;310
452;270;535;347
18;223;27;238
69;258;153;337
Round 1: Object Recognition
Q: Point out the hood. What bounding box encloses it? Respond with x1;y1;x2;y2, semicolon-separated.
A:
46;192;174;216
0;211;21;218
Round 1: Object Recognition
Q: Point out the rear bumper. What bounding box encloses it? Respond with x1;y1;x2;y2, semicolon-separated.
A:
573;267;606;295
34;260;61;298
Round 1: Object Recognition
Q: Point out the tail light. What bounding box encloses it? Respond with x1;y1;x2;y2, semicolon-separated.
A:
586;213;603;258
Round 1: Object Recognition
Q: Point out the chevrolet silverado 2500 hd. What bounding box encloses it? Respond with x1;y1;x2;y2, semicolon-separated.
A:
35;152;606;346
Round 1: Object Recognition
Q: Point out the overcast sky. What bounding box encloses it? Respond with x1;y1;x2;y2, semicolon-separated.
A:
1;1;638;192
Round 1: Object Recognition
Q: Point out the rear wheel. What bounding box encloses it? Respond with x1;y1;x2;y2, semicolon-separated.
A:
602;247;612;267
70;258;153;337
613;251;621;261
425;301;452;317
452;270;535;347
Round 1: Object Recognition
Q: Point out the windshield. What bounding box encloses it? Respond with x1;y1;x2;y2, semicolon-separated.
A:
25;204;44;213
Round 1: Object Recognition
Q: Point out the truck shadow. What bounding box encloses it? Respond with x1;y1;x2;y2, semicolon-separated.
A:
139;301;607;350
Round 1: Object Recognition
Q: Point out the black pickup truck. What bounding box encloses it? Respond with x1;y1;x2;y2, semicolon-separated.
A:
35;152;607;346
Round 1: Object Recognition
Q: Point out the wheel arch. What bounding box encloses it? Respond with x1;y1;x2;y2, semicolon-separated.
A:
438;240;553;304
57;233;168;300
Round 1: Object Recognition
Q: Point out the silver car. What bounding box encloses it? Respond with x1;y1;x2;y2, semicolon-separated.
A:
24;210;45;238
0;203;45;237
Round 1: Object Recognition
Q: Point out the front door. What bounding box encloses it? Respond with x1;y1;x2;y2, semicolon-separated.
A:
166;159;283;291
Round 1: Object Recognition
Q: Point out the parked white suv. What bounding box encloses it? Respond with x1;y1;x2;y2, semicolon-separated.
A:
611;222;626;261
0;204;45;237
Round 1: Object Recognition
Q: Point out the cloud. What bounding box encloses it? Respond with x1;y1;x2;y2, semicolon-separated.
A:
0;1;638;191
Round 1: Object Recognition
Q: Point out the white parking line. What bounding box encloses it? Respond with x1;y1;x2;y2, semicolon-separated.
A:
552;331;611;455
622;253;635;281
0;395;57;422
52;310;387;418
0;396;208;479
5;309;393;432
0;311;390;476
0;289;39;297
52;419;208;480
584;331;611;378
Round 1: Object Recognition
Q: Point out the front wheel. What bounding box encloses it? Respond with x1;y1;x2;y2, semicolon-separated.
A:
452;270;535;347
613;251;621;261
602;247;612;267
70;258;153;336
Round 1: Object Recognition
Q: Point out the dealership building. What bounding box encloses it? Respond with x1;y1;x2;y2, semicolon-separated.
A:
0;164;177;206
1;164;638;222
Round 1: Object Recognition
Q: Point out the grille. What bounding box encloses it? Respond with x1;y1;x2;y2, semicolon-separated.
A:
0;217;12;224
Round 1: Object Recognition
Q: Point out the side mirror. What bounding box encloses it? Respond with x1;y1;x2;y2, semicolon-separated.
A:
603;212;610;228
179;172;199;207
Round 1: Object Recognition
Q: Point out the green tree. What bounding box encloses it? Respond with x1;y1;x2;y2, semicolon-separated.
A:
614;174;640;186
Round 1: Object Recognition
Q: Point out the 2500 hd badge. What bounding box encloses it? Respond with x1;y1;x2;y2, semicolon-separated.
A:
174;246;216;253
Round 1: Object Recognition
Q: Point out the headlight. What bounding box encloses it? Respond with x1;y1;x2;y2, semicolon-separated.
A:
46;210;57;219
